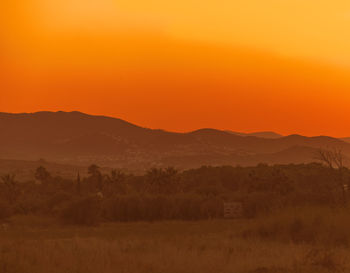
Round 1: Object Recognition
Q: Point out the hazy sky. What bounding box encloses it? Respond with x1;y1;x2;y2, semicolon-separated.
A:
2;0;350;136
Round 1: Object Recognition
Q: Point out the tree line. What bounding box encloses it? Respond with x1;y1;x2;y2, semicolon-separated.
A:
0;159;349;225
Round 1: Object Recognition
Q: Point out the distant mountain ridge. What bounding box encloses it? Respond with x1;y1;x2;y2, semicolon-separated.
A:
341;137;350;144
225;130;283;139
0;111;349;169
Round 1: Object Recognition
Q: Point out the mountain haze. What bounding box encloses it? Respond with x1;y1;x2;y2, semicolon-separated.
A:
1;111;349;168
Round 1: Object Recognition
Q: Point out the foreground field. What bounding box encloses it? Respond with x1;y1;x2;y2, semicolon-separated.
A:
0;216;349;273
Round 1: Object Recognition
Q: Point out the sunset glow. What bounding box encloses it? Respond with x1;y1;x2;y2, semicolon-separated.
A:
2;0;350;136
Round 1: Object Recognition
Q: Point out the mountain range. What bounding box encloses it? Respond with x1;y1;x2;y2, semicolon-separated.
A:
0;111;349;169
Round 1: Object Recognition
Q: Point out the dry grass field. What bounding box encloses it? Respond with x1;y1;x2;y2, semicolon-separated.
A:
0;208;350;273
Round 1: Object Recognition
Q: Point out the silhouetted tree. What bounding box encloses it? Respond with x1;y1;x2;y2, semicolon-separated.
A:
35;166;51;184
88;164;103;191
76;173;81;195
1;174;19;204
146;167;179;194
104;169;127;195
315;147;347;204
88;164;100;177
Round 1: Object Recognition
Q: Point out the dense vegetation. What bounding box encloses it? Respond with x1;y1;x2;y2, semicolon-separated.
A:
0;163;349;225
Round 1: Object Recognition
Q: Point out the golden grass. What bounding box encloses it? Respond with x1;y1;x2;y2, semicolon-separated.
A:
0;218;349;273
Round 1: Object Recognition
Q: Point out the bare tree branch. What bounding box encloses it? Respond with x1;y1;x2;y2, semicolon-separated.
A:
315;148;334;169
332;147;344;169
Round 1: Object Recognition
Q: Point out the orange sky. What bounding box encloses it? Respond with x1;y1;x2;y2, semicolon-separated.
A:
2;0;350;137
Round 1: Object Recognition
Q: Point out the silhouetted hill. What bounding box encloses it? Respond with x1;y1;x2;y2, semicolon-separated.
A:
1;111;349;168
161;145;322;168
341;137;350;144
226;131;283;139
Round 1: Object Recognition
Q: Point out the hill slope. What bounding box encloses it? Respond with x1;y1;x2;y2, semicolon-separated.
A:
341;137;350;144
226;131;283;139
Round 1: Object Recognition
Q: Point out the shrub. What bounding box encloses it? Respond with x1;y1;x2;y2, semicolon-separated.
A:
242;192;280;218
101;194;223;222
61;196;101;226
241;206;350;246
46;191;73;215
0;200;12;220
